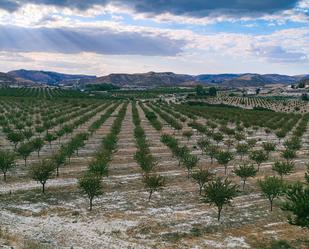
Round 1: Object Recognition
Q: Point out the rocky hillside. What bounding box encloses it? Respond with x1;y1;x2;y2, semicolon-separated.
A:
8;69;96;85
0;72;16;86
88;72;195;87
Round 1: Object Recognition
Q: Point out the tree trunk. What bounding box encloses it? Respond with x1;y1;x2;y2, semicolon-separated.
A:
199;185;202;195
24;158;27;167
224;165;227;175
242;179;246;190
270;199;273;211
56;166;59;177
148;190;153;201
42;182;45;194
218;206;222;221
3;172;7;182
89;197;93;211
38;150;40;158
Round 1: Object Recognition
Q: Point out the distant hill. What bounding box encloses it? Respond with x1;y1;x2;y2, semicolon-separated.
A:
0;72;16;86
8;69;96;85
86;72;308;88
5;69;309;88
88;72;195;87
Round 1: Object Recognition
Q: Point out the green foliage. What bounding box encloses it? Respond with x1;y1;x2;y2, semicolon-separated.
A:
234;163;258;190
31;137;44;157
203;177;238;221
17;142;33;166
143;174;165;201
86;84;120;91
78;172;103;211
192;169;214;195
272;161;295;180
258;176;285;211
215;150;233;175
29;160;55;193
0;150;15;181
281;182;309;228
236;143;249;160
250;150;268;171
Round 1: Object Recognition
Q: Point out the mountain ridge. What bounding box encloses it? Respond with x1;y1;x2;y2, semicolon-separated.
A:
3;69;309;87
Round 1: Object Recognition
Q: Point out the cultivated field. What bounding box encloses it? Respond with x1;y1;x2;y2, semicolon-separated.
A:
0;93;308;249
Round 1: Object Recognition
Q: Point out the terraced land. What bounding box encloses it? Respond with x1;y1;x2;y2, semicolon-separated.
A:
0;97;308;249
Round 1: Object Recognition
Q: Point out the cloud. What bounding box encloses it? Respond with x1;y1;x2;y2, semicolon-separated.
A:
0;0;302;18
0;25;184;56
251;45;308;62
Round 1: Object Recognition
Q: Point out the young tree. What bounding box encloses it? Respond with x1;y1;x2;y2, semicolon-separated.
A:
29;160;55;193
78;172;103;211
236;143;249;161
234;163;258;190
281;182;309;228
262;142;276;157
143;174;165;201
203;177;238;221
213;132;224;146
247;138;257;149
258;176;284;211
7;132;23;150
45;133;57;149
215;151;233;175
250;150;268;171
305;164;309;184
32;137;44;157
52;152;66;177
197;138;210;155
182;154;199;178
281;149;296;162
17;143;33;166
0;150;15;181
191;169;214;195
272;161;294;181
206;145;219;164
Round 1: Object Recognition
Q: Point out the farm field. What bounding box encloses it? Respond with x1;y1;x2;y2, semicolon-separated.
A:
0;93;308;249
193;95;309;113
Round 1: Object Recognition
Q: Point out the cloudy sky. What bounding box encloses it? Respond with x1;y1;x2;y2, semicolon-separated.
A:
0;0;308;76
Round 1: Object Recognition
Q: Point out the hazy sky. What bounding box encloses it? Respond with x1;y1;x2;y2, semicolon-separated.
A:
0;0;308;76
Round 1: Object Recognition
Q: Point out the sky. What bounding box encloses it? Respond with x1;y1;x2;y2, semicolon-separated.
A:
0;0;308;76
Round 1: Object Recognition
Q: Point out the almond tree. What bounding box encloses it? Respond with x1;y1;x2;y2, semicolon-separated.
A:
18;143;33;166
305;164;309;184
236;143;249;161
250;150;268;171
32;137;44;157
272;161;294;181
192;169;214;195
182;154;199;178
52;152;66;177
234;163;257;190
143;174;165;201
29;160;55;193
281;182;309;228
0;150;15;181
78;172;103;211
258;176;284;211
262;142;276;157
215;150;233;175
203;177;238;221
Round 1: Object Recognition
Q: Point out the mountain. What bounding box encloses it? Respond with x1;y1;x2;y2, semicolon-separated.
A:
196;74;241;84
8;69;96;85
0;72;16;86
5;69;309;88
86;72;306;88
88;72;195;87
